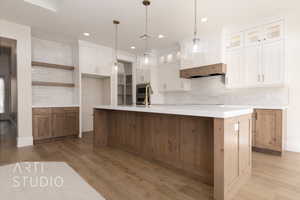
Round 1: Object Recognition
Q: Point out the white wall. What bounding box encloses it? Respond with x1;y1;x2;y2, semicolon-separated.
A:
81;76;110;132
285;12;300;152
31;38;78;106
0;20;32;147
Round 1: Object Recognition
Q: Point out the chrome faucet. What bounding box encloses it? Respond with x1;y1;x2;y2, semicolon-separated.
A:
144;83;153;107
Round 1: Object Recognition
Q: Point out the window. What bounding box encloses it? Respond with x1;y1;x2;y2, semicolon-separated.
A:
0;77;4;113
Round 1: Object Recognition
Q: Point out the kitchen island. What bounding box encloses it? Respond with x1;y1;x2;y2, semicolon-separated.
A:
93;105;253;200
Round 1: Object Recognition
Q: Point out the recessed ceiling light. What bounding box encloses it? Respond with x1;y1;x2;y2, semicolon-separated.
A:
131;46;136;50
158;34;165;39
201;17;208;23
83;32;90;37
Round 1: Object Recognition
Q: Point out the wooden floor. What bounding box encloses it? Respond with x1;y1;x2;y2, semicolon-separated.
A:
1;133;300;200
0;121;17;149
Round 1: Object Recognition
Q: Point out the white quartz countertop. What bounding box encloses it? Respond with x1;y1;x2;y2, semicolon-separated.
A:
32;105;80;108
246;105;288;110
211;104;288;110
94;105;253;118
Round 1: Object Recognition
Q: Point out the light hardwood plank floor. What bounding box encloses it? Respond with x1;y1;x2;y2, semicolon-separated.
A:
0;133;299;200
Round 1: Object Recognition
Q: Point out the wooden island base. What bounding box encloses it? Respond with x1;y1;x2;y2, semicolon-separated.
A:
94;109;252;200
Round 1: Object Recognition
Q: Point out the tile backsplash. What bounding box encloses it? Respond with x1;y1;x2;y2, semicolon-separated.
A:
32;66;74;83
32;86;75;106
163;76;289;106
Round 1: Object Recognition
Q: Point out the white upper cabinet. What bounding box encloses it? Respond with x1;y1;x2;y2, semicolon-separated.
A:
244;45;261;86
225;19;285;88
245;27;263;47
261;40;284;85
225;49;244;88
136;68;150;84
157;50;191;92
226;32;244;51
79;41;112;77
263;20;284;43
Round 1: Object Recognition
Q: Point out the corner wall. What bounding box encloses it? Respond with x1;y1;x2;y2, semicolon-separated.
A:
285;12;300;152
0;20;32;147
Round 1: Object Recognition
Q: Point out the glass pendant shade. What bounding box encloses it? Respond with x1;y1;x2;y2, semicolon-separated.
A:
113;61;118;71
192;37;201;53
192;0;201;53
113;20;120;71
142;0;151;65
143;53;149;65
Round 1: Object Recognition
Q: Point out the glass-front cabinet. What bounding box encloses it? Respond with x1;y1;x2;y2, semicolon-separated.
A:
117;61;133;105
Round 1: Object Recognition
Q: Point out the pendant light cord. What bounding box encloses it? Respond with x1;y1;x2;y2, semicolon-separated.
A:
115;22;118;61
145;5;149;53
194;0;198;39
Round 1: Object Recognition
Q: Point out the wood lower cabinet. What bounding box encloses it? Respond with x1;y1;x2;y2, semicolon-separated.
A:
108;111;140;153
94;109;252;200
253;109;286;155
180;117;214;184
32;108;52;140
52;111;66;138
65;112;79;136
102;111;214;184
33;107;79;143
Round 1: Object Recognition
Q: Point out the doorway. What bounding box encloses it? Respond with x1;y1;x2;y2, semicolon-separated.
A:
0;37;17;149
81;74;111;134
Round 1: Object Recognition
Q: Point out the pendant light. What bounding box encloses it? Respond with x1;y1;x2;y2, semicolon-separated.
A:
113;20;120;70
141;0;151;65
192;0;201;53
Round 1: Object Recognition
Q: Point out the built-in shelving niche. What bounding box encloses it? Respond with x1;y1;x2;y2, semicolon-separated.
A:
31;61;75;88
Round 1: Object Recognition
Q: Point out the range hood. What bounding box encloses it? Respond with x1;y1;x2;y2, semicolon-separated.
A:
180;63;227;79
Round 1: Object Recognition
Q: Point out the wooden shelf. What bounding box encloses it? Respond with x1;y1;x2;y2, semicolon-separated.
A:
32;61;75;71
32;81;75;88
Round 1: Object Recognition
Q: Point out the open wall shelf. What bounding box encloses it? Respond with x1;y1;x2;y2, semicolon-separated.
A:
32;61;75;71
32;81;75;88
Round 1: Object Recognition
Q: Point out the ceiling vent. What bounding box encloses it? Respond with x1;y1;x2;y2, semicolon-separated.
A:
24;0;61;12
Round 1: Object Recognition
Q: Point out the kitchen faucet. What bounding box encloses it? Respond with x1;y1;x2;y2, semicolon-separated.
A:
143;83;153;107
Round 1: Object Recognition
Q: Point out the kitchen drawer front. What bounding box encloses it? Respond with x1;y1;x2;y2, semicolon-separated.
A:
64;107;79;113
51;107;65;114
51;107;79;113
33;108;51;115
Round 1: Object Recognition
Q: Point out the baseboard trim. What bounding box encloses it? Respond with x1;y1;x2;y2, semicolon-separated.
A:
17;136;33;148
286;143;300;153
252;147;282;156
82;131;93;135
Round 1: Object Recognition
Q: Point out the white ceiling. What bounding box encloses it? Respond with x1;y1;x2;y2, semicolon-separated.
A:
0;0;296;53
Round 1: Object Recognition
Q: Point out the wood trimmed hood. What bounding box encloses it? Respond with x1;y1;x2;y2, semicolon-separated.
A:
180;63;227;79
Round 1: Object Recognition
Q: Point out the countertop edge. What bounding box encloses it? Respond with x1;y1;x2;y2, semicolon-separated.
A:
94;106;253;119
32;105;80;108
